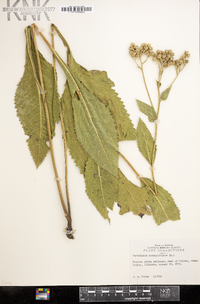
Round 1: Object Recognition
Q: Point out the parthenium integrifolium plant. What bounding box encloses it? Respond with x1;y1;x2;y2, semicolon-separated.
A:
14;24;189;239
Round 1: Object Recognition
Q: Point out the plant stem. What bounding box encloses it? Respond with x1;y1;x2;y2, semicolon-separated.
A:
50;25;74;239
32;24;76;91
139;60;158;194
140;59;155;110
119;152;156;196
150;72;164;194
156;73;163;117
60;115;71;217
151;68;181;193
31;25;71;227
50;24;57;78
169;71;180;88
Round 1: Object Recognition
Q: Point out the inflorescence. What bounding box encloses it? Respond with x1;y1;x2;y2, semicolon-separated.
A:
129;43;190;74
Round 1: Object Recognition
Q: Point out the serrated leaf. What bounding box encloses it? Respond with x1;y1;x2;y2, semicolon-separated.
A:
137;118;156;164
160;86;171;101
52;24;136;142
136;99;157;122
142;178;180;225
48;39;119;177
61;82;88;174
85;157;118;221
116;170;151;216
15;26;60;168
67;55;136;141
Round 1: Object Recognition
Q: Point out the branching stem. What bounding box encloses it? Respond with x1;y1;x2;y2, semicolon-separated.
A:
140;59;155;110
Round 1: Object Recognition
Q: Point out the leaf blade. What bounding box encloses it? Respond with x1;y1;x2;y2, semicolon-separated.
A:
136;99;157;122
15;26;60;168
160;86;171;101
72;78;119;177
50;48;119;177
52;24;136;142
67;54;136;141
85;157;118;221
116;170;151;216
137;118;156;164
61;82;88;174
142;178;180;225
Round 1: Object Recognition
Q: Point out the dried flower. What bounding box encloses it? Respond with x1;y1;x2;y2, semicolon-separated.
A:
129;42;190;75
129;43;154;59
152;49;175;69
174;51;190;73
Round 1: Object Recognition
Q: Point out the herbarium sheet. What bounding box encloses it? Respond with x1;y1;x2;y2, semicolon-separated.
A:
0;0;200;286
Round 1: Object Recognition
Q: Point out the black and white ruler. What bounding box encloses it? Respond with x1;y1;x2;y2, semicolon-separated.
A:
79;285;180;302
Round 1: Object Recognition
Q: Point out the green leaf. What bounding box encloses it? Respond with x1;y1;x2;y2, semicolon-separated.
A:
85;157;118;221
49;41;119;177
136;99;157;122
116;170;151;216
137;118;156;164
15;26;60;168
52;24;136;142
142;178;180;225
61;82;88;174
74;80;119;177
67;55;136;141
160;86;171;101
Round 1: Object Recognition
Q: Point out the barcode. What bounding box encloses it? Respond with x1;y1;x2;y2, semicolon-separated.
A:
60;6;93;13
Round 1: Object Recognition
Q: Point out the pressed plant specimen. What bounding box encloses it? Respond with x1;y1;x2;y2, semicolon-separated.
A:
15;24;189;239
127;43;190;224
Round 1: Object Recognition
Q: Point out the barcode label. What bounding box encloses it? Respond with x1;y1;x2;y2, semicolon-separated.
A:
60;6;93;13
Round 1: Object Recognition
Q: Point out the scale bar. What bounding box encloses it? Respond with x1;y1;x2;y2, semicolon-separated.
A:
79;285;180;302
88;290;95;293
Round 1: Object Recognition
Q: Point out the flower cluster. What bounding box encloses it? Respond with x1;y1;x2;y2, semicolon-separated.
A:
174;51;190;72
129;43;190;73
129;43;154;59
152;49;175;68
